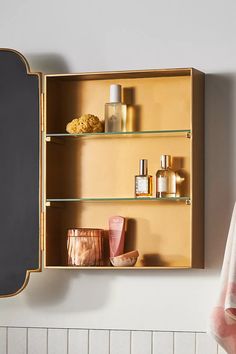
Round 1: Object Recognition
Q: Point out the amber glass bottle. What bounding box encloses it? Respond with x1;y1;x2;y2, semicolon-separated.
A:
156;155;176;198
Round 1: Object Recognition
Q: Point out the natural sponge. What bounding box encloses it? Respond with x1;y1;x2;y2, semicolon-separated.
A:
66;114;103;134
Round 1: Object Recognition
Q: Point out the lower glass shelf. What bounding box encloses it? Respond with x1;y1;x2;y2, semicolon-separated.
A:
46;196;190;204
44;265;191;269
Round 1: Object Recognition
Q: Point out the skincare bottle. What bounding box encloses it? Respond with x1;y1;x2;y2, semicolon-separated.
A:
108;216;126;258
135;159;153;197
156;155;176;198
105;84;127;132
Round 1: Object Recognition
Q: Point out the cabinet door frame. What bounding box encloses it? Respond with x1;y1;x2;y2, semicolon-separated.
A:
0;48;43;297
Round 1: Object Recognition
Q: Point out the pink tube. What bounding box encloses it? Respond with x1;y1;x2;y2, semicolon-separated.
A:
108;216;126;257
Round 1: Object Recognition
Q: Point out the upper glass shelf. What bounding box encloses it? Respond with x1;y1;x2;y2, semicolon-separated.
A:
46;196;190;204
46;129;191;139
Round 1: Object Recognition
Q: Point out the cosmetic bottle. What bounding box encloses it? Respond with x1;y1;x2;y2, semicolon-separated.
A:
156;155;176;198
105;84;127;132
108;216;126;258
135;159;153;197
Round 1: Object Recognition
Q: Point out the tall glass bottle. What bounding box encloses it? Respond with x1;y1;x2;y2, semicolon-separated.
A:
156;155;176;198
105;84;127;132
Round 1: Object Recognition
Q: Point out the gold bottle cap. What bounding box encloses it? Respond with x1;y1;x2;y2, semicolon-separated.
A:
161;155;171;169
139;159;148;175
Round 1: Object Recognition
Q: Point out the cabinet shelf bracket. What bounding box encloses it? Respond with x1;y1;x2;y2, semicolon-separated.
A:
186;132;192;139
45;137;65;144
45;201;65;208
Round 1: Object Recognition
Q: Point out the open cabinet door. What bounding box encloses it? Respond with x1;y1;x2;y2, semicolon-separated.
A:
0;49;42;297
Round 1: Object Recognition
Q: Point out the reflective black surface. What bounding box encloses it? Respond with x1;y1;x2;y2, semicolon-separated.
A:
0;50;40;296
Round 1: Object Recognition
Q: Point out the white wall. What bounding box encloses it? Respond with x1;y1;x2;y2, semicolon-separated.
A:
0;0;236;332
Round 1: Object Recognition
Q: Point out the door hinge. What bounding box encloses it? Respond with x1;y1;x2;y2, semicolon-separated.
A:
40;93;45;132
40;211;45;251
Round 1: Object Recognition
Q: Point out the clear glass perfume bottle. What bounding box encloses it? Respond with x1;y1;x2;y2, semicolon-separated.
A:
156;155;176;198
105;84;127;132
135;159;153;198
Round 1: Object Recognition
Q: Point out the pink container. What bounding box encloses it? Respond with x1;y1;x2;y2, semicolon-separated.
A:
108;216;126;258
67;228;105;266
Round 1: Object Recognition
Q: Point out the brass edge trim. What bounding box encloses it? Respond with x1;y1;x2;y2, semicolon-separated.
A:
40;211;45;251
190;69;193;267
189;68;204;268
44;266;192;270
0;48;43;297
43;80;47;268
39;89;43;266
40;93;44;131
44;67;195;78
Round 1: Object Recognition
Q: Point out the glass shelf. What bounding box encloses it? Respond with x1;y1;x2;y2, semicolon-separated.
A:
46;129;191;139
46;196;190;204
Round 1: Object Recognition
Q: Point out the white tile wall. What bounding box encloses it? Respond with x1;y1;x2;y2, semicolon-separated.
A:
0;327;7;354
196;332;218;354
0;327;227;354
89;330;109;354
131;331;152;354
48;328;68;354
28;328;47;354
153;332;174;354
68;329;88;354
174;332;196;354
110;330;130;354
7;328;27;354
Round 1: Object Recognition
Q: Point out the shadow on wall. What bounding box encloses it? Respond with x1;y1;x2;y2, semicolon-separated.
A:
25;53;69;73
25;269;112;312
204;73;236;270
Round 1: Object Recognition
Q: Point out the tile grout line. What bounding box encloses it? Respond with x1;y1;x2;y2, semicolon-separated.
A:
173;332;175;354
67;328;69;354
88;329;90;354
194;332;196;354
130;331;132;354
108;330;111;354
6;327;8;354
26;328;28;354
151;331;153;354
47;328;49;354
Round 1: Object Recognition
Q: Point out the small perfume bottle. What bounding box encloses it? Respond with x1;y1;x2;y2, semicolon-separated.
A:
156;155;176;198
135;159;153;198
105;84;127;132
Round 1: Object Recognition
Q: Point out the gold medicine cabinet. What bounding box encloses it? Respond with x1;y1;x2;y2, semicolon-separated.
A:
0;49;204;297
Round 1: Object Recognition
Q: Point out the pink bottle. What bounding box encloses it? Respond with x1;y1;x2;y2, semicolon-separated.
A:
108;216;126;257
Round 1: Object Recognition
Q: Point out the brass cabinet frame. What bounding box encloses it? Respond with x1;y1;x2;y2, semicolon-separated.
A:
43;68;204;270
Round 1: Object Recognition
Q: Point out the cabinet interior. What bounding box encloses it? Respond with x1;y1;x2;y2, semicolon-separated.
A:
44;69;202;269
